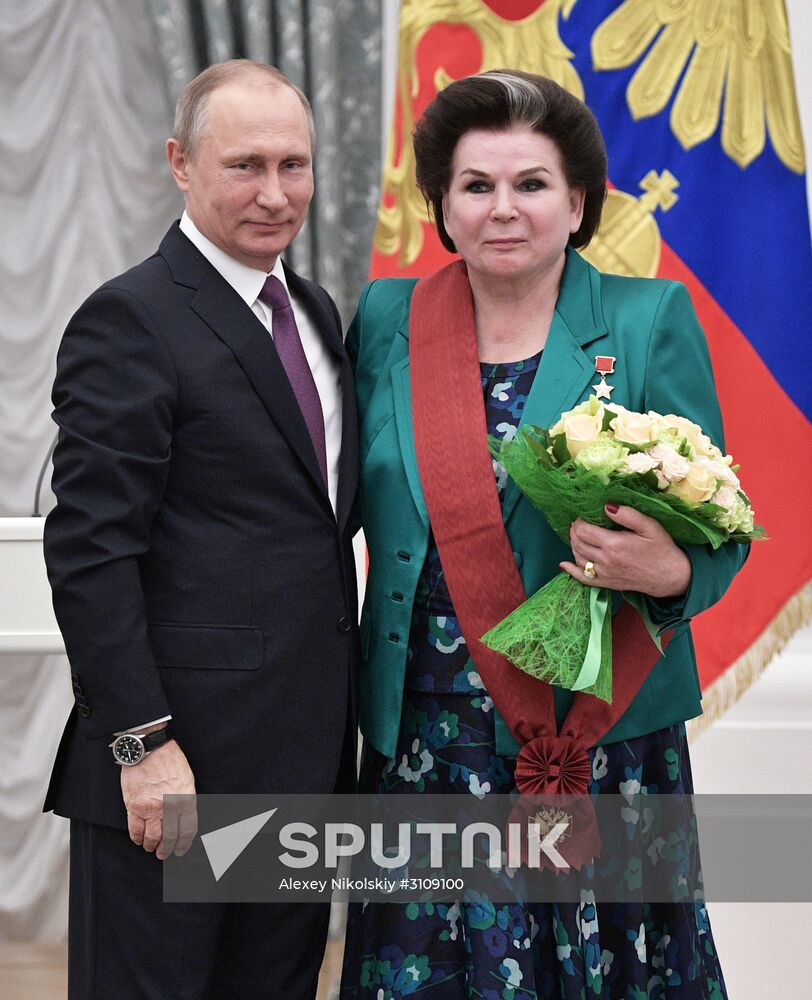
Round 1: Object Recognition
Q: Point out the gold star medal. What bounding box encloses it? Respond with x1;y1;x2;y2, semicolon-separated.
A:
592;355;616;400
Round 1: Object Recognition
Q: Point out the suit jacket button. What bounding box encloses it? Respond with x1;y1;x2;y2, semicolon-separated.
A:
337;616;351;633
78;706;91;718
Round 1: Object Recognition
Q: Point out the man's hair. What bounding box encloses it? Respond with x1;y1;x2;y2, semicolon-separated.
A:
173;59;316;156
412;69;607;252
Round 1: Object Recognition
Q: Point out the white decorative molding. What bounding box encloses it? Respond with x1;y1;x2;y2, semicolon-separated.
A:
0;518;64;654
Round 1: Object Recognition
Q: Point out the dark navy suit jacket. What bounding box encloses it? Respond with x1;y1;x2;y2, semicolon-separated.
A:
44;223;359;828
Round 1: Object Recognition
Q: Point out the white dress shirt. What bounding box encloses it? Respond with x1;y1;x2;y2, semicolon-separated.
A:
118;214;344;737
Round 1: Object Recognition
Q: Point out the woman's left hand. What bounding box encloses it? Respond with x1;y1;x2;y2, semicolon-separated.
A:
561;504;692;598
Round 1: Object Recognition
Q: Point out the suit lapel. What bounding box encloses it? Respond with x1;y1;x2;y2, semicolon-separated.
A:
502;250;610;525
160;224;333;512
284;266;359;532
391;323;429;530
336;355;359;534
284;265;345;358
191;278;332;505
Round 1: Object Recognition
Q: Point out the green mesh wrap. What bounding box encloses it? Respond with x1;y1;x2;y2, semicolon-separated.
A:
481;571;612;701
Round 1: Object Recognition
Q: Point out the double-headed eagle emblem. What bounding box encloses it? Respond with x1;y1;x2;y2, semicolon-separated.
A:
592;0;803;174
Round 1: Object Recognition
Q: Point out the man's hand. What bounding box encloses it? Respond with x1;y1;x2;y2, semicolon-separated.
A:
121;739;197;861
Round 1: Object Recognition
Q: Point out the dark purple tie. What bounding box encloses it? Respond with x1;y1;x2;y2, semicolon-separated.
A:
258;275;328;484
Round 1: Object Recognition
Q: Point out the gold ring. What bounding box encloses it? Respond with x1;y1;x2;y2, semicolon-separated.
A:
583;561;597;579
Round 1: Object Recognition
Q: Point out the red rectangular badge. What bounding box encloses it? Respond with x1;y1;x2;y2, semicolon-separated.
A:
595;355;616;374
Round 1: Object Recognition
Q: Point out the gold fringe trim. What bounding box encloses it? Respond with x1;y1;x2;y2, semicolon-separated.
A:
687;580;812;743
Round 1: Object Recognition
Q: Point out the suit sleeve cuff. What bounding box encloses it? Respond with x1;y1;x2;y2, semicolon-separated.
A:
637;543;694;634
639;536;750;635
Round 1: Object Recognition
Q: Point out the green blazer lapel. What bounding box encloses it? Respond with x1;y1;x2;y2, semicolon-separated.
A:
502;250;610;526
391;333;430;530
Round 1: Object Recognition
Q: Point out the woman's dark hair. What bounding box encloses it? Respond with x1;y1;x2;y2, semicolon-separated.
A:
412;70;607;252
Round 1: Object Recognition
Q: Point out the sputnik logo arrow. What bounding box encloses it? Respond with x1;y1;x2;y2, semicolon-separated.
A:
200;808;277;881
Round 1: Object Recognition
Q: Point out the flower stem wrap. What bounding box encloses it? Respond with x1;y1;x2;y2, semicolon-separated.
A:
482;573;613;701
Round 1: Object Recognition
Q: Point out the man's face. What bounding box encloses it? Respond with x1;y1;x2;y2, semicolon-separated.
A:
168;79;314;271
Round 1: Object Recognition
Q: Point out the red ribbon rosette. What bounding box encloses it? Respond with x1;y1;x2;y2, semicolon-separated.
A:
509;736;601;872
514;736;591;795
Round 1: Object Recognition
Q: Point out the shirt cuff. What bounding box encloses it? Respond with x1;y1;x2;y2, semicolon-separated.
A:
112;715;172;738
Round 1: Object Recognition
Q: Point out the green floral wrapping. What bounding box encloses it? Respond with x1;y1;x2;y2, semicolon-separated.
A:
481;424;764;703
481;571;613;701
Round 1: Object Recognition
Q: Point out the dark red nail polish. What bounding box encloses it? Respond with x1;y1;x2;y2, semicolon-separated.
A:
606;503;619;514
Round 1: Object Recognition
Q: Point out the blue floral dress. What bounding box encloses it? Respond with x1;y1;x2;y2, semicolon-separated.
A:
340;354;727;1000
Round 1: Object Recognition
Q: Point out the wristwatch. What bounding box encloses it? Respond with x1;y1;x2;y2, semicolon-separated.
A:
110;726;173;766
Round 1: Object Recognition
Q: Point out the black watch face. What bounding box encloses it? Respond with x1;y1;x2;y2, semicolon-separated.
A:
115;735;144;764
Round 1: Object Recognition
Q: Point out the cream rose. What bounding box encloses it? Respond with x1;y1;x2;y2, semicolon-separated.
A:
666;463;718;503
648;443;691;483
562;412;603;457
711;486;738;511
698;456;741;489
621;452;658;475
646;410;669;429
551;397;604;437
660;414;715;457
611;410;658;446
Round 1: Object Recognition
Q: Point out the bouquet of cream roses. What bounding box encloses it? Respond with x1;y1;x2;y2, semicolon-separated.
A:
481;396;764;702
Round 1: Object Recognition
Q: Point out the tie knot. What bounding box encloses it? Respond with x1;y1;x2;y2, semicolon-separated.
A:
258;274;289;310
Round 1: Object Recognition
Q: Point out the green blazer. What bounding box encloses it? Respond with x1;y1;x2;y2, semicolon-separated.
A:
349;248;749;759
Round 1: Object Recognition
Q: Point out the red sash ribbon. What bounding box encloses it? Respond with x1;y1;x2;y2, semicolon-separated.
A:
409;261;671;869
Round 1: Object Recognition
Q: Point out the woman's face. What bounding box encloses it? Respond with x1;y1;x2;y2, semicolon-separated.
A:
442;126;584;286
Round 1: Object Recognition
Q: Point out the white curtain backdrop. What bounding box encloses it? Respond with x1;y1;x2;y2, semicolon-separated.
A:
0;0;181;941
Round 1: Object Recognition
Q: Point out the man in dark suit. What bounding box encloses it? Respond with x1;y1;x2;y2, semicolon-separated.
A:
43;60;358;999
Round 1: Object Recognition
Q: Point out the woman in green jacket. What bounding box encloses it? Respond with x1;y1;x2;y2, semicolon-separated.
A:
340;70;745;999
